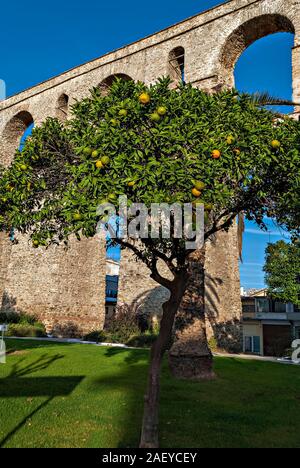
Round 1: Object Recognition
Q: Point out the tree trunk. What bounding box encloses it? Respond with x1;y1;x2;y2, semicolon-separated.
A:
139;273;188;449
169;248;216;380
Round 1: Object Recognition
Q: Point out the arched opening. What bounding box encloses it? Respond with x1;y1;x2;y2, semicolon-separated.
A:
2;112;34;242
56;93;69;120
99;73;133;96
235;32;294;113
220;14;295;88
229;16;295;297
168;46;185;83
1;111;34;166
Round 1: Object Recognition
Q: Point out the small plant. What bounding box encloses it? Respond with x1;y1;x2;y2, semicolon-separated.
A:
126;330;159;348
105;304;141;344
82;330;107;343
0;311;46;337
6;323;46;338
208;337;218;352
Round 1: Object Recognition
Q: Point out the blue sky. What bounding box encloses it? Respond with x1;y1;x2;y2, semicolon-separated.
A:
1;0;295;288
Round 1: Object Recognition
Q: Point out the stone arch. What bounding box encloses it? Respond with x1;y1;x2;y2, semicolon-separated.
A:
1;110;34;166
168;46;185;84
219;14;295;88
98;73;133;96
56;93;69;120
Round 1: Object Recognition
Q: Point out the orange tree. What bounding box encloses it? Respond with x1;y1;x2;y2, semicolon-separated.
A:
0;78;299;448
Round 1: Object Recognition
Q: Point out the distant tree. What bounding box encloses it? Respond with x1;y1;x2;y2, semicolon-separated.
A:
264;240;300;307
0;78;300;447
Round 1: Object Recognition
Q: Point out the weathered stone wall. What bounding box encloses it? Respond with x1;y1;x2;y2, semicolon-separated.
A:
117;226;242;351
0;0;299;336
117;250;171;324
0;234;106;336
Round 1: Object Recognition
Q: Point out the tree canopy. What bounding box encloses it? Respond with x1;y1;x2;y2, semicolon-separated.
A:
264;239;300;307
0;77;299;262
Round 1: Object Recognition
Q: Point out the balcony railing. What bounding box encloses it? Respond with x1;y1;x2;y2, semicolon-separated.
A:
243;311;300;321
255;312;287;320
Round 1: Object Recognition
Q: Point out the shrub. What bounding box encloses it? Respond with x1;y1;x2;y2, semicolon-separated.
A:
51;322;80;338
0;311;21;324
126;331;158;348
0;311;42;326
0;311;47;338
105;304;141;344
83;304;160;347
82;330;107;343
6;323;47;338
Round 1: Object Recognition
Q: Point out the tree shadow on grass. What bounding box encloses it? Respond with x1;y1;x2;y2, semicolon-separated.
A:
0;354;84;447
89;347;150;447
93;350;276;448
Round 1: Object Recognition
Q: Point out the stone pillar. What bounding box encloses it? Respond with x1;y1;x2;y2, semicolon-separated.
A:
292;45;300;119
205;225;242;353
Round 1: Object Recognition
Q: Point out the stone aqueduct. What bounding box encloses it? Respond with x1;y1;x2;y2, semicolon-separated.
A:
0;0;299;339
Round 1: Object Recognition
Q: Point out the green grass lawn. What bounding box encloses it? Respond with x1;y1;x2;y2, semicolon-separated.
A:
0;339;299;448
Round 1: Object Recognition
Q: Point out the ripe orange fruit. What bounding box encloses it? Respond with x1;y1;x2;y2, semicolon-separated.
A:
139;93;151;105
192;188;202;197
271;140;281;149
212;150;221;159
96;160;104;169
157;106;167;116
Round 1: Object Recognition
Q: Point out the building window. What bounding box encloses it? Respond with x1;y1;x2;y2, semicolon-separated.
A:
256;298;270;314
274;302;288;313
244;336;261;354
